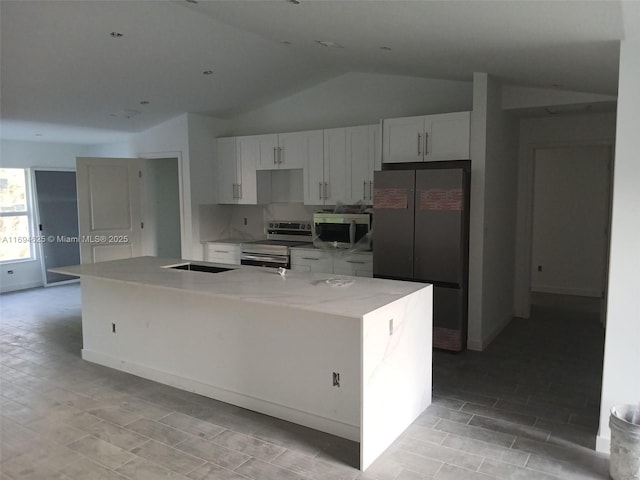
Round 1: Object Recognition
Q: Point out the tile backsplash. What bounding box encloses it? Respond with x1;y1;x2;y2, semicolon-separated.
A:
200;203;319;242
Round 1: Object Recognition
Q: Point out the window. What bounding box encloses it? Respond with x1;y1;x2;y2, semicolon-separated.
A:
0;168;34;262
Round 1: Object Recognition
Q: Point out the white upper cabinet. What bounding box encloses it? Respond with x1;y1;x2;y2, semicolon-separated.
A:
383;111;470;163
217;136;270;205
255;131;319;170
303;125;380;206
217;137;239;204
321;128;348;205
348;124;380;205
256;134;279;170
279;130;321;170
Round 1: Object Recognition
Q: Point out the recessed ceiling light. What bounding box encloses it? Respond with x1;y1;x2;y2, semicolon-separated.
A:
287;0;300;4
281;40;292;45
379;46;392;51
202;70;214;75
315;40;344;49
185;0;198;3
139;100;150;105
110;32;124;38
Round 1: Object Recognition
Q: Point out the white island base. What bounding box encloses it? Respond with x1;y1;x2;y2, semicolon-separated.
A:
58;257;433;470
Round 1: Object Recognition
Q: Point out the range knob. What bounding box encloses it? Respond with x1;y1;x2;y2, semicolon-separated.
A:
269;223;275;228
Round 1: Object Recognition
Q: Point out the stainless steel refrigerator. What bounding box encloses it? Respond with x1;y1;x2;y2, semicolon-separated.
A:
373;162;470;351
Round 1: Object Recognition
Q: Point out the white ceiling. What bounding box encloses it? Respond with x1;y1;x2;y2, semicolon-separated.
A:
0;0;633;145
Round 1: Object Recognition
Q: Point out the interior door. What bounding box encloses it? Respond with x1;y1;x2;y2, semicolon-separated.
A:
34;170;80;284
76;157;143;264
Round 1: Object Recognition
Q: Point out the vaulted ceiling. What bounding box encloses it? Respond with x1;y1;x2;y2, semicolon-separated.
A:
0;1;634;144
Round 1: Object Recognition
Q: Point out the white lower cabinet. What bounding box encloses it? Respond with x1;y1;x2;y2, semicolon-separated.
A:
204;242;241;265
333;252;374;277
291;248;372;277
290;248;333;273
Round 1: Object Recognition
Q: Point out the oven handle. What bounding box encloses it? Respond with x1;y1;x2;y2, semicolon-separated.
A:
241;254;288;264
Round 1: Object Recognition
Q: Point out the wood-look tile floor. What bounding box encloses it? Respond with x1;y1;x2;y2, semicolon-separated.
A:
0;284;609;479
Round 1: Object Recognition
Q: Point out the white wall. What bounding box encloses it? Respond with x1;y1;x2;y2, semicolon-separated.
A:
530;146;611;297
468;73;519;351
468;74;488;349
230;72;473;135
597;37;640;452
480;77;520;350
513;112;616;318
0;140;89;292
187;114;230;259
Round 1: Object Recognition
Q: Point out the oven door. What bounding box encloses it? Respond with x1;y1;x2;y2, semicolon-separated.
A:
240;253;289;269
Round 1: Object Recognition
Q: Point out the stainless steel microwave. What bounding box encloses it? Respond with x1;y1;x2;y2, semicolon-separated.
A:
312;213;372;250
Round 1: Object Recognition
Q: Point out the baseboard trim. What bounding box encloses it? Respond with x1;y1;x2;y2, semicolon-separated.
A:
467;315;513;351
531;286;601;297
81;349;360;442
596;434;610;453
0;281;43;294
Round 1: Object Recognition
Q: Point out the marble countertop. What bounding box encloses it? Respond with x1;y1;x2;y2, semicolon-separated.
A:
52;256;428;318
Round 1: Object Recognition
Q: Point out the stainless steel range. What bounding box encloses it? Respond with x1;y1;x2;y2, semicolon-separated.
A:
241;221;313;268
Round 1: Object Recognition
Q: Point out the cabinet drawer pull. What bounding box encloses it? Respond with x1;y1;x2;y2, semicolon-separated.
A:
346;260;366;264
213;250;229;253
301;257;319;261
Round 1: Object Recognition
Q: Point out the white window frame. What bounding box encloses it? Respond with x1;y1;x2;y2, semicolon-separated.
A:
0;168;36;263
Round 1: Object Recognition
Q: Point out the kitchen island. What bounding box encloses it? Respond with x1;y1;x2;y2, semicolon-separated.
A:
53;256;433;470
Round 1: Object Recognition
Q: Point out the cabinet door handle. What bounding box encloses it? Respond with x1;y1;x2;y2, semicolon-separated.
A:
324;182;329;199
363;180;367;199
418;133;422;156
424;132;428;155
369;181;373;200
238;183;242;198
319;182;323;200
273;147;277;165
278;147;283;164
232;183;237;198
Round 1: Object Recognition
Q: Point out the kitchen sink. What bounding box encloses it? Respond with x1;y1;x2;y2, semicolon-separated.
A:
166;263;233;274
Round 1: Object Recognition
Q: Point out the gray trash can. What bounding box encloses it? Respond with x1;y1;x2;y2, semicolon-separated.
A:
610;404;640;480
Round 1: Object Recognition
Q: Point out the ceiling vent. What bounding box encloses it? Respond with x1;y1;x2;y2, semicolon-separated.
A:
110;109;140;119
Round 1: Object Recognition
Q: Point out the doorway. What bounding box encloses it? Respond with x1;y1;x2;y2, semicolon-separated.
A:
33;169;80;285
76;155;183;263
140;157;181;258
530;145;613;321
